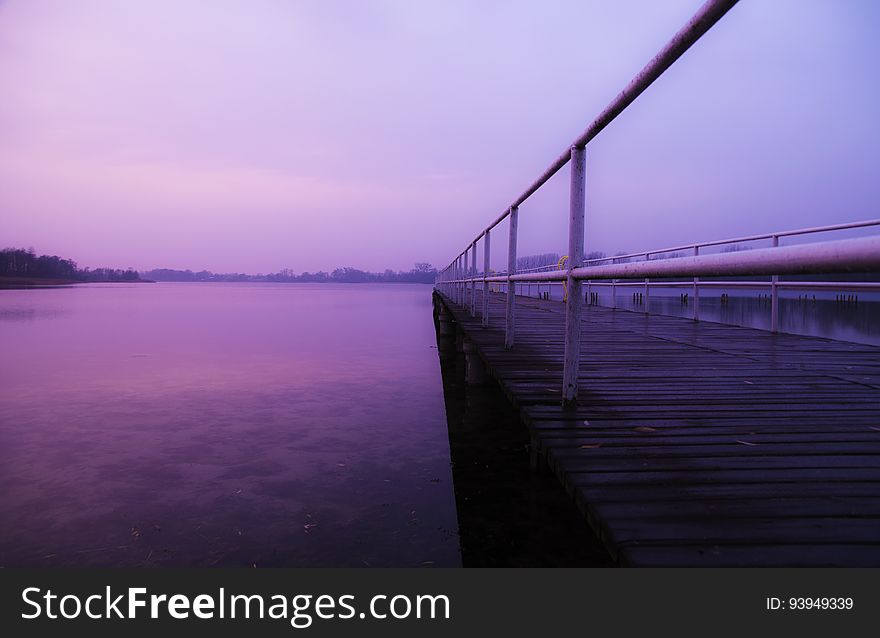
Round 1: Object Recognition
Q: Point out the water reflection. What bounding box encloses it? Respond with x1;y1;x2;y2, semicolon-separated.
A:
0;306;71;321
0;283;460;567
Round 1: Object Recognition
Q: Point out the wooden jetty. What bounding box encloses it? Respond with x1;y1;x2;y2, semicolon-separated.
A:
435;290;880;567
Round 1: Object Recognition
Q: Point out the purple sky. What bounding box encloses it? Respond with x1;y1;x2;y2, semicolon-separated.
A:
1;0;878;273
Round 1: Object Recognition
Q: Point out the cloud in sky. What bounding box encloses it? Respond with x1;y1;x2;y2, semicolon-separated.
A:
1;0;878;272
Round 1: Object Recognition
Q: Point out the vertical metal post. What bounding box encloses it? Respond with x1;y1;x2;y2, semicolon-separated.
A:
460;254;465;305
482;231;491;327
447;265;451;298
693;246;700;321
458;255;466;306
771;235;779;333
451;260;455;303
505;206;518;349
463;249;469;310
644;253;650;314
451;259;456;303
562;146;586;406
459;255;464;305
470;242;477;316
611;259;616;309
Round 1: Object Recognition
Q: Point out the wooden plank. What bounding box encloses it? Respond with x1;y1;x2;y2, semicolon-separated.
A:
591;497;880;520
435;290;880;566
619;544;880;567
577;481;880;502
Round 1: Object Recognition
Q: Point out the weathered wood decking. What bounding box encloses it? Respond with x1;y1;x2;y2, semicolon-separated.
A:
435;290;880;566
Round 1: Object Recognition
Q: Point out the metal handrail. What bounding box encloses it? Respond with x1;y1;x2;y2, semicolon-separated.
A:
582;218;880;266
435;0;879;405
451;236;879;283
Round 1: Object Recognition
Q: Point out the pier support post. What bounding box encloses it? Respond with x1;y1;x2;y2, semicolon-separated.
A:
437;308;455;336
455;325;465;353
462;339;487;385
505;205;518;349
562;146;586;406
482;230;491;328
771;235;779;333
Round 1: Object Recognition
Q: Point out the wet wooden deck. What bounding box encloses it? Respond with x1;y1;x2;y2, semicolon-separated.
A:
435;290;880;566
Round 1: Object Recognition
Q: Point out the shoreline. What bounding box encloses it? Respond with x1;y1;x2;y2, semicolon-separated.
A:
0;277;154;289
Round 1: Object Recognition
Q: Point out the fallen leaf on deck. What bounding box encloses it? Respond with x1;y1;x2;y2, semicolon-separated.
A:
579;443;602;449
735;440;758;446
634;426;657;433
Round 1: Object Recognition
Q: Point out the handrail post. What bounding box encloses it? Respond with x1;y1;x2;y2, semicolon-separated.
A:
482;231;491;327
562;146;586;406
771;235;779;332
450;259;455;303
458;255;464;306
644;253;650;314
611;259;616;309
505;206;518;349
460;253;465;307
451;259;456;303
470;242;477;316
460;255;464;304
693;246;700;321
454;256;460;304
463;249;469;310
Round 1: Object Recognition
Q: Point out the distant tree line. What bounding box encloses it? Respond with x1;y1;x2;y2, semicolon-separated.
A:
0;247;140;281
516;252;609;271
143;262;438;284
516;253;560;272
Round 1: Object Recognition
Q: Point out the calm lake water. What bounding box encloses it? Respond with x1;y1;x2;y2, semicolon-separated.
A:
0;282;460;567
